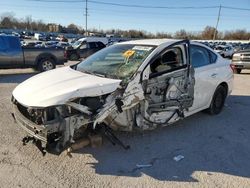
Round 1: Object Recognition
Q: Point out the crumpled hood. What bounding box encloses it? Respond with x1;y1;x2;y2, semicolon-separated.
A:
12;66;121;107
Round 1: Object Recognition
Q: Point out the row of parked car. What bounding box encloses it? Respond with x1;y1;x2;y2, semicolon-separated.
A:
199;41;250;73
200;41;250;58
21;37;112;61
1;33;250;74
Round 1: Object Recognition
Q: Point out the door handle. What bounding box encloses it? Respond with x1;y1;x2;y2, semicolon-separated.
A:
211;73;217;78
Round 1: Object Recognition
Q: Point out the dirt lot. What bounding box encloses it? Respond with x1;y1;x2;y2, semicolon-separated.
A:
0;64;250;188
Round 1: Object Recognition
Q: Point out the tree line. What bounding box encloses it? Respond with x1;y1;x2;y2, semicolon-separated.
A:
1;13;250;40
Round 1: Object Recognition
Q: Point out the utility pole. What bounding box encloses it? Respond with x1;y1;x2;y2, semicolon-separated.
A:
213;5;221;41
85;0;88;36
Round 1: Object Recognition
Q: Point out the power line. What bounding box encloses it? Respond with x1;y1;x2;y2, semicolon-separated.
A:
222;6;250;11
1;3;248;18
25;0;250;11
88;0;218;9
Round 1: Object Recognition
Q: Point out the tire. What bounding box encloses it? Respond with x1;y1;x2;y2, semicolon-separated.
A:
234;68;241;74
70;54;79;61
207;85;227;115
38;58;55;72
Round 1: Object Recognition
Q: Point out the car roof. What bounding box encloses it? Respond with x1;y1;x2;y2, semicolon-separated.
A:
119;39;211;48
120;39;182;46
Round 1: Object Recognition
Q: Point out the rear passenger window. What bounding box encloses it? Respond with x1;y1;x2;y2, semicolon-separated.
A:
97;42;105;48
191;45;211;68
209;50;217;64
88;42;97;48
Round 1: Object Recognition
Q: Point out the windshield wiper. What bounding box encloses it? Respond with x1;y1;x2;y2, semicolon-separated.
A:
80;69;106;78
80;69;96;76
92;71;107;78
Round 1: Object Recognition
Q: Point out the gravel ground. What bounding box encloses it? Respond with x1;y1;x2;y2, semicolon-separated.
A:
0;65;250;188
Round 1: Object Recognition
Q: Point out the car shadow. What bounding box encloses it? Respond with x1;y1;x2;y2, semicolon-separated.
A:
0;73;37;83
71;95;250;182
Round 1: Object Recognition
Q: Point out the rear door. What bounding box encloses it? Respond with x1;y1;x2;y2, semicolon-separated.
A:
141;41;195;126
78;42;88;58
188;44;219;111
87;42;98;57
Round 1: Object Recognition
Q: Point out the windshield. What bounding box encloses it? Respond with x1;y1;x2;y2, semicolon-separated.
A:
76;44;155;82
72;40;83;49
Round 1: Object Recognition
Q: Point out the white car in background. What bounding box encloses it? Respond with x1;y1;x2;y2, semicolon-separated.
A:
12;39;233;154
215;45;234;58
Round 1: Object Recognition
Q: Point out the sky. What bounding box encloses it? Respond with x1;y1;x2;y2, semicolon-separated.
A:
0;0;250;34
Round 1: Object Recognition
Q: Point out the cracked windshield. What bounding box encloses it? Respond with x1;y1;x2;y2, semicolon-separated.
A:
77;44;155;82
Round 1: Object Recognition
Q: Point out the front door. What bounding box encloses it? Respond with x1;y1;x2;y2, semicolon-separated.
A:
139;41;195;128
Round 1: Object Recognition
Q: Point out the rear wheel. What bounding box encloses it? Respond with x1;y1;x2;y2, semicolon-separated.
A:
207;85;227;115
38;58;55;72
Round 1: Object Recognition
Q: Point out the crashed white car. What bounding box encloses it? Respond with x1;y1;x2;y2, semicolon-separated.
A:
12;39;233;154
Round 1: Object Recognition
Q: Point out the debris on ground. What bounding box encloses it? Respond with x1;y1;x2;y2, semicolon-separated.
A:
67;134;103;154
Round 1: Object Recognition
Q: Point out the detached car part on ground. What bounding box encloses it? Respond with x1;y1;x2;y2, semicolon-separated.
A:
232;49;250;74
12;39;233;155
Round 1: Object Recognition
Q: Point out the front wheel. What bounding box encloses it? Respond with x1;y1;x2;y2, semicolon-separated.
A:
38;58;55;72
207;85;227;115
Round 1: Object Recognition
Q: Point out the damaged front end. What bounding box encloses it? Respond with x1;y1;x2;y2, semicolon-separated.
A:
12;95;114;154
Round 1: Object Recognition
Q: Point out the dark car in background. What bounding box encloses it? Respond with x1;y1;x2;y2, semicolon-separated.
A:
65;41;106;60
0;35;66;71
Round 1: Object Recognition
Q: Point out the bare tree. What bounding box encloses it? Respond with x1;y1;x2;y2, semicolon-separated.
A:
201;26;217;40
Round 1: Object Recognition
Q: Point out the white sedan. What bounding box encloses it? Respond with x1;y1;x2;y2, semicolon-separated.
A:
12;39;233;154
214;45;234;58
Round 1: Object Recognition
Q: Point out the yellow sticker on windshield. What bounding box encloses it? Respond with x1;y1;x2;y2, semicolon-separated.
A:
123;50;135;58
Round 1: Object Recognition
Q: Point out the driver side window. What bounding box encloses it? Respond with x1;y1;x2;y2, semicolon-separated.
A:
80;42;87;49
150;47;184;74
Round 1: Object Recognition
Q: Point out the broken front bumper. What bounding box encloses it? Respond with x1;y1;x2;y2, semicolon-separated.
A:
13;103;48;143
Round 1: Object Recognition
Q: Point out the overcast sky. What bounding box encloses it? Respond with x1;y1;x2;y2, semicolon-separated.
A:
0;0;249;33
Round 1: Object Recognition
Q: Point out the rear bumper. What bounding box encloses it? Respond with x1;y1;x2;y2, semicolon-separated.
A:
232;61;250;69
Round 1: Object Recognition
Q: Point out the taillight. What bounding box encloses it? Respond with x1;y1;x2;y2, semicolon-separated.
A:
230;64;235;72
64;50;67;58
